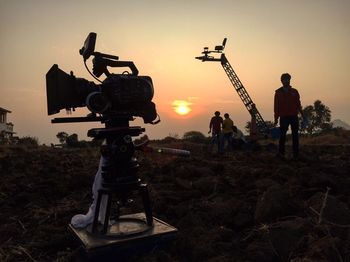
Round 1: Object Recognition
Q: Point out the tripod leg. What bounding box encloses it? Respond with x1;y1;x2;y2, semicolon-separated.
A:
92;190;103;234
102;192;112;234
140;183;153;226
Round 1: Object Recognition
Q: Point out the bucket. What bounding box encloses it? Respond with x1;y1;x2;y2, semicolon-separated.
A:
270;127;280;139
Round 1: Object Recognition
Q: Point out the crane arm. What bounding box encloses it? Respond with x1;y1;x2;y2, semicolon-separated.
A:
195;39;269;134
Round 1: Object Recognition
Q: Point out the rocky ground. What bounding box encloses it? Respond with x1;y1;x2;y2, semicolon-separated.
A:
0;134;349;261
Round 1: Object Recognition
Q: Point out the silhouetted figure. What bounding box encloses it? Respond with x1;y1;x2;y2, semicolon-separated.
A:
222;113;234;151
274;73;304;159
208;111;223;153
249;104;258;142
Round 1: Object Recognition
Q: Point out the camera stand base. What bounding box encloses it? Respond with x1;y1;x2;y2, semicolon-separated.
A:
68;213;177;260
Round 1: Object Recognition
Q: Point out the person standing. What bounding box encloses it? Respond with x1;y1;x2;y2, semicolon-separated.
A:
249;104;258;142
222;113;234;151
208;111;224;153
274;73;304;159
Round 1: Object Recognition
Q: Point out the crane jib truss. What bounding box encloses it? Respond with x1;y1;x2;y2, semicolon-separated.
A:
220;54;268;133
195;39;269;134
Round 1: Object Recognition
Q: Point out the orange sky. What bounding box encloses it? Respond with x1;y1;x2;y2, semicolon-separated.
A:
1;0;349;144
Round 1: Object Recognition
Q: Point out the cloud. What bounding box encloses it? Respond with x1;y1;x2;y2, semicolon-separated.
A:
172;100;193;107
187;96;200;102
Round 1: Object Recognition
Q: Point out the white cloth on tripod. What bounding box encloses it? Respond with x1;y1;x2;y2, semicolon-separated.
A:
71;156;108;228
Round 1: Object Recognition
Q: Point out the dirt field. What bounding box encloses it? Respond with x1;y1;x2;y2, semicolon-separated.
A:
0;134;349;261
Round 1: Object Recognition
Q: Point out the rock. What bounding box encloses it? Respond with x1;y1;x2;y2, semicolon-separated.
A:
268;218;309;261
304;236;342;261
306;172;338;190
255;178;281;192
274;165;297;177
172;164;215;180
233;212;254;228
255;186;296;223
192;176;217;195
217;226;235;242
308;192;350;225
245;239;279;262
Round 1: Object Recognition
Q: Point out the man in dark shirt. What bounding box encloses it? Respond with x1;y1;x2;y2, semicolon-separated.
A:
208;111;224;153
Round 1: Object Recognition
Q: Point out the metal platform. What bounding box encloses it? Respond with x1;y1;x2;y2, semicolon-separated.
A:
69;212;177;259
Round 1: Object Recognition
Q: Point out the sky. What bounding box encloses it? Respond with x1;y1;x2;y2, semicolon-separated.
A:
1;0;349;144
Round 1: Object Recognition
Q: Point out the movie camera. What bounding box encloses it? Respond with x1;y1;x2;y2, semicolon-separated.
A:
46;32;159;125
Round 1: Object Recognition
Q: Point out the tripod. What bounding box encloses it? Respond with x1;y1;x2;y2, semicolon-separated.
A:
87;118;153;235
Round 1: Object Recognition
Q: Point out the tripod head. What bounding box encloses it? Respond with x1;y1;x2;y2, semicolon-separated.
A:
87;121;145;189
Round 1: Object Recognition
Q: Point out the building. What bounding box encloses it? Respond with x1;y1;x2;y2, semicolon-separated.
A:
0;107;15;142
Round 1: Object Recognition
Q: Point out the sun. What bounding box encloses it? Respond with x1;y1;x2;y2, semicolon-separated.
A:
176;104;191;115
172;100;192;116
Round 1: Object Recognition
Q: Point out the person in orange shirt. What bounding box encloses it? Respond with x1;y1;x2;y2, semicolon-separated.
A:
274;73;304;159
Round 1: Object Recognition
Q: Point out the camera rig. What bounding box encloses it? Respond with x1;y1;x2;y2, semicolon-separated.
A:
45;33;175;243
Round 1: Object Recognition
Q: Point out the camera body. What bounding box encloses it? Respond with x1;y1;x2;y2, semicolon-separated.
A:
46;32;158;124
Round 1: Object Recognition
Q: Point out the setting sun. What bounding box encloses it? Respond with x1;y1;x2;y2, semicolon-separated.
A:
172;100;192;116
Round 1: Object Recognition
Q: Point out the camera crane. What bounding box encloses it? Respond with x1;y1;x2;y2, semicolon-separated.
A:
195;39;269;134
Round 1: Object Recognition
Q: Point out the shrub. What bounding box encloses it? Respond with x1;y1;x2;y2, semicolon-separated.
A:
183;131;208;143
17;136;39;147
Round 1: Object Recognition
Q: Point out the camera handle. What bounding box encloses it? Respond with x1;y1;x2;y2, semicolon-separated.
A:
92;52;139;78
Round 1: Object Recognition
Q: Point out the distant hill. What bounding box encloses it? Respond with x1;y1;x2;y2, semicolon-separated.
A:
332;119;350;130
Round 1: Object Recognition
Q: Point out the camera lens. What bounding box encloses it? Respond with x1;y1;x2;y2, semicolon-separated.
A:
86;92;110;113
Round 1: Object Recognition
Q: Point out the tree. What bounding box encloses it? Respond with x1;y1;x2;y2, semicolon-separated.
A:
17;136;39;147
301;100;332;135
314;100;331;129
66;133;79;147
56;132;93;147
300;105;314;134
56;132;68;144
